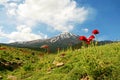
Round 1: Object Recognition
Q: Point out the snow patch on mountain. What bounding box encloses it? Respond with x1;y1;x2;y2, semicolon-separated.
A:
50;32;77;43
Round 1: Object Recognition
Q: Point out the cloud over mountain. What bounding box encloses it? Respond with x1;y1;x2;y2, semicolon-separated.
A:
0;0;92;42
16;0;91;32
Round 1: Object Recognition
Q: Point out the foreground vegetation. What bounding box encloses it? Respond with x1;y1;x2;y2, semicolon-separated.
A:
0;42;120;80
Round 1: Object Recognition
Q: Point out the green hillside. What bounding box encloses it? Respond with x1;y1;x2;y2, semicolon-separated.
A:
0;42;120;80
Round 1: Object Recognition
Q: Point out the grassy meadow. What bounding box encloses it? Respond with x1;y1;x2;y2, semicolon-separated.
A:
0;42;120;80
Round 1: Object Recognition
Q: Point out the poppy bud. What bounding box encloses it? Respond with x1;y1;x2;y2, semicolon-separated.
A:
92;29;99;35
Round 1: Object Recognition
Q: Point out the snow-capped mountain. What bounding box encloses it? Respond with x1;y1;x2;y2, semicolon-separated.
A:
50;32;78;43
6;32;114;52
9;32;81;52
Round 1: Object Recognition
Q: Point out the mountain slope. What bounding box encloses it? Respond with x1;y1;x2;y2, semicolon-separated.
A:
7;32;114;52
9;32;81;52
0;42;120;80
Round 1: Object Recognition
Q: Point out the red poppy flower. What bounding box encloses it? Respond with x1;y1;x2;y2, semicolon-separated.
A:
92;29;99;35
87;35;95;42
86;41;90;44
79;36;87;41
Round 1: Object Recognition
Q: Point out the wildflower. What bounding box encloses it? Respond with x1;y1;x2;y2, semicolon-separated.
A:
87;35;95;42
40;45;49;53
86;41;90;44
85;35;95;44
79;36;87;41
40;45;49;49
92;29;99;35
79;29;99;45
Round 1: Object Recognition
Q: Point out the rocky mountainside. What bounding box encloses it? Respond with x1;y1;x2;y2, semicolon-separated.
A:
9;32;81;52
7;32;114;52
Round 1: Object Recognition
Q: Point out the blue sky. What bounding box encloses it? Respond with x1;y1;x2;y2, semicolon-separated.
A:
75;0;120;40
0;0;120;43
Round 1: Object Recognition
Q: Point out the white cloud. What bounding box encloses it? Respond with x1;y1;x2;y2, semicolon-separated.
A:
0;0;7;5
0;0;93;42
0;0;18;16
0;25;47;43
16;0;91;32
7;25;47;42
7;9;16;16
0;0;23;3
5;2;18;16
82;28;89;33
7;0;22;2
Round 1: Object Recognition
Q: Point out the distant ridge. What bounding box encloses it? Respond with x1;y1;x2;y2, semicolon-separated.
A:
8;32;81;52
6;32;115;52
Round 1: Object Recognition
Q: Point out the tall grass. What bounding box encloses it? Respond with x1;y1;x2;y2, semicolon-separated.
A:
0;42;120;80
